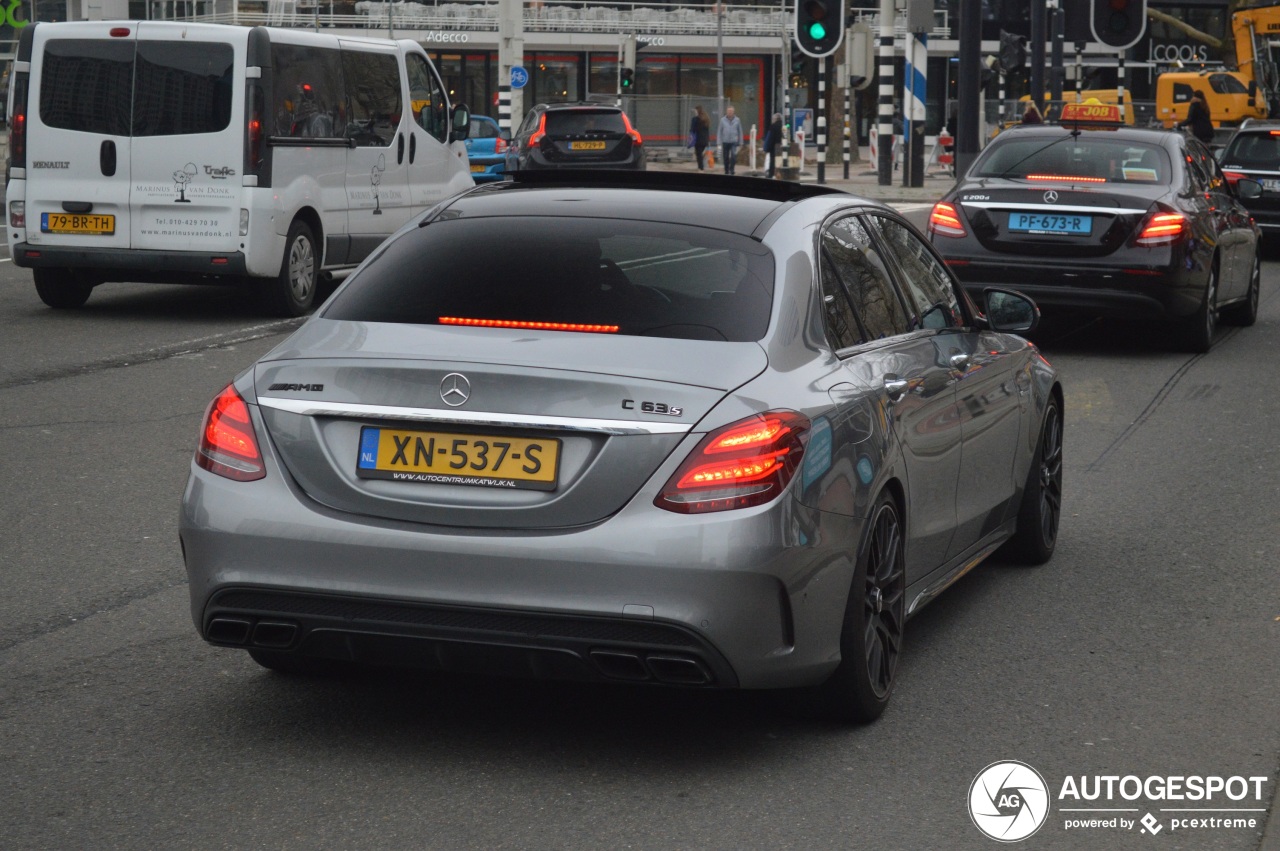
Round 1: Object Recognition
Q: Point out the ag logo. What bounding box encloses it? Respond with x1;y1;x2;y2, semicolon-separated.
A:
968;761;1050;842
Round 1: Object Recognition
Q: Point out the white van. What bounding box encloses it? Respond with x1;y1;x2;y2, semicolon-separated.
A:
7;21;474;315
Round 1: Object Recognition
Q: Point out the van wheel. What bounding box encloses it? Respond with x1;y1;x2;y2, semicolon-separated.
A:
270;220;318;317
33;268;94;309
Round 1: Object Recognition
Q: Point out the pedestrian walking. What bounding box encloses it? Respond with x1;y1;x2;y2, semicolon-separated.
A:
1177;90;1215;145
690;105;711;170
762;112;784;178
717;106;743;175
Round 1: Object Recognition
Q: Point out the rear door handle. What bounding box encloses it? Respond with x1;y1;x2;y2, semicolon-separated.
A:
100;139;117;177
409;133;417;164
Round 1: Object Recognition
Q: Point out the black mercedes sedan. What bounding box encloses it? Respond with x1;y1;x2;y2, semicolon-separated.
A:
928;120;1263;353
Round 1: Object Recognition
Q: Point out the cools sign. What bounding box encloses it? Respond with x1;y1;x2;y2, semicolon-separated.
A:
1151;43;1210;63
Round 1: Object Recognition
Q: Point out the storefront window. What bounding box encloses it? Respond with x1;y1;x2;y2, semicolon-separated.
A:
530;54;580;103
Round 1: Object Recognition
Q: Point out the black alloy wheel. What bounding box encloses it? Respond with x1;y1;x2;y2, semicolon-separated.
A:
1180;262;1218;354
810;491;906;723
1001;398;1063;565
1222;251;1260;327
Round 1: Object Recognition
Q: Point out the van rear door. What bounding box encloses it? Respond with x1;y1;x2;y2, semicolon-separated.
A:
129;23;242;253
25;23;135;254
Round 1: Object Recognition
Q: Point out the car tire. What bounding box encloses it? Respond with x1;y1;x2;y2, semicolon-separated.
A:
33;268;94;309
809;491;906;724
1179;261;1218;354
1221;251;1260;327
268;220;318;317
248;648;355;676
999;397;1063;566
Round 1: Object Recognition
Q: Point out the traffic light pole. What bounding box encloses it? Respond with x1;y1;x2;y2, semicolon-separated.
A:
817;57;827;184
876;0;894;186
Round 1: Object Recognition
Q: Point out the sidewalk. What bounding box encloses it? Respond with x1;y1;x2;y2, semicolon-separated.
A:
648;145;957;204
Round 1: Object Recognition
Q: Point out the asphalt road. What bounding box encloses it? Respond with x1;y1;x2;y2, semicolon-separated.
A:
1;239;1277;850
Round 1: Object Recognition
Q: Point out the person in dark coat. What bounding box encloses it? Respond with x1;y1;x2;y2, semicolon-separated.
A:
1177;90;1215;144
690;105;711;170
762;112;784;178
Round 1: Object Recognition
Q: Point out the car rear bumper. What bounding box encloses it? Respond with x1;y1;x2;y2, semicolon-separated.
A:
180;460;858;691
947;257;1206;320
520;151;646;171
11;242;248;281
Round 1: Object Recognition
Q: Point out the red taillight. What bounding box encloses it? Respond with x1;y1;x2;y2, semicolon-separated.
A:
109;27;131;37
494;136;507;153
438;316;618;333
528;114;547;148
9;71;27;169
1135;212;1187;245
623;114;643;145
928;201;966;238
655;411;809;514
196;385;265;482
245;84;265;177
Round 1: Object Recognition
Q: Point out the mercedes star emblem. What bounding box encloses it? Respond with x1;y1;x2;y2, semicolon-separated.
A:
1043;190;1059;203
440;373;471;407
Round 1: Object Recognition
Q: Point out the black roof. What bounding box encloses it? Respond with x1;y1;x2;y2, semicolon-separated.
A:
439;170;852;236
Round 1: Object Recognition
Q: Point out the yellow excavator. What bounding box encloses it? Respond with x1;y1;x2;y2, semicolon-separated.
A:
1155;4;1280;128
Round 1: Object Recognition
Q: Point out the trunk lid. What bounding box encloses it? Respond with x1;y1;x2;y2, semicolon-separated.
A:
253;319;767;529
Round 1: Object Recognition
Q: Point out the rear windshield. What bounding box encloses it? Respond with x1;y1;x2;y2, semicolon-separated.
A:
545;111;626;135
974;136;1172;184
1222;132;1280;168
323;217;775;342
39;38;233;136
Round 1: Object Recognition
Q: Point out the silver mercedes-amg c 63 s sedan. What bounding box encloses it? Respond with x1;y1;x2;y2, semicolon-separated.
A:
180;170;1062;723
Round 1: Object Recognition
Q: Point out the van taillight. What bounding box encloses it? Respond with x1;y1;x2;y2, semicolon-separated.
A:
245;84;265;176
654;411;809;514
9;72;27;169
196;385;265;482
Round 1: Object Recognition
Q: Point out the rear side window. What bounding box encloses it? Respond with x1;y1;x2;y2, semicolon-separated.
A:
133;41;234;136
271;43;345;138
38;38;133;136
545;111;625;135
324;217;775;342
343;50;401;147
820;216;910;341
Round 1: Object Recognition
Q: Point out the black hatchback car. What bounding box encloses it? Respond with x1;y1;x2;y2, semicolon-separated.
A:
1218;119;1280;239
929;119;1263;352
505;103;646;171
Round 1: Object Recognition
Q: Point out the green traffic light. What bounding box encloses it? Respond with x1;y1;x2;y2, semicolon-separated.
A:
808;21;827;40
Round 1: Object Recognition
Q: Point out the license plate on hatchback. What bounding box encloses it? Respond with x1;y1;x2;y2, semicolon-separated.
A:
356;426;560;490
1008;212;1091;235
569;141;607;151
41;213;116;235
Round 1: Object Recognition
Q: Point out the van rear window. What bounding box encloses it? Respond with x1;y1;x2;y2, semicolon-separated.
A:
39;39;233;137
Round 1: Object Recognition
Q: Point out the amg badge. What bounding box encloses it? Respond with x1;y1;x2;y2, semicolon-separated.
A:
268;383;325;391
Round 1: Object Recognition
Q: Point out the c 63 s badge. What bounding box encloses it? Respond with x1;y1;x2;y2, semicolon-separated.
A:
623;399;683;416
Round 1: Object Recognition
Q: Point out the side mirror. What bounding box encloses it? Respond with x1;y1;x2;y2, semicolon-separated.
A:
451;103;471;141
1236;177;1263;200
500;128;512;142
984;288;1040;334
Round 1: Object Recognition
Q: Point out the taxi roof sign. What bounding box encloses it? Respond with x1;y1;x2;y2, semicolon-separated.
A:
1058;102;1122;128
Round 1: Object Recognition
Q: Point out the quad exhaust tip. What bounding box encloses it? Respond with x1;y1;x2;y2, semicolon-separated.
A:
589;649;712;685
206;617;298;649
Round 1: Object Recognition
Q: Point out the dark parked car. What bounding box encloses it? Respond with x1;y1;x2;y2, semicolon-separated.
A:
505;103;646;171
181;170;1060;723
1218;118;1280;241
929;118;1262;353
